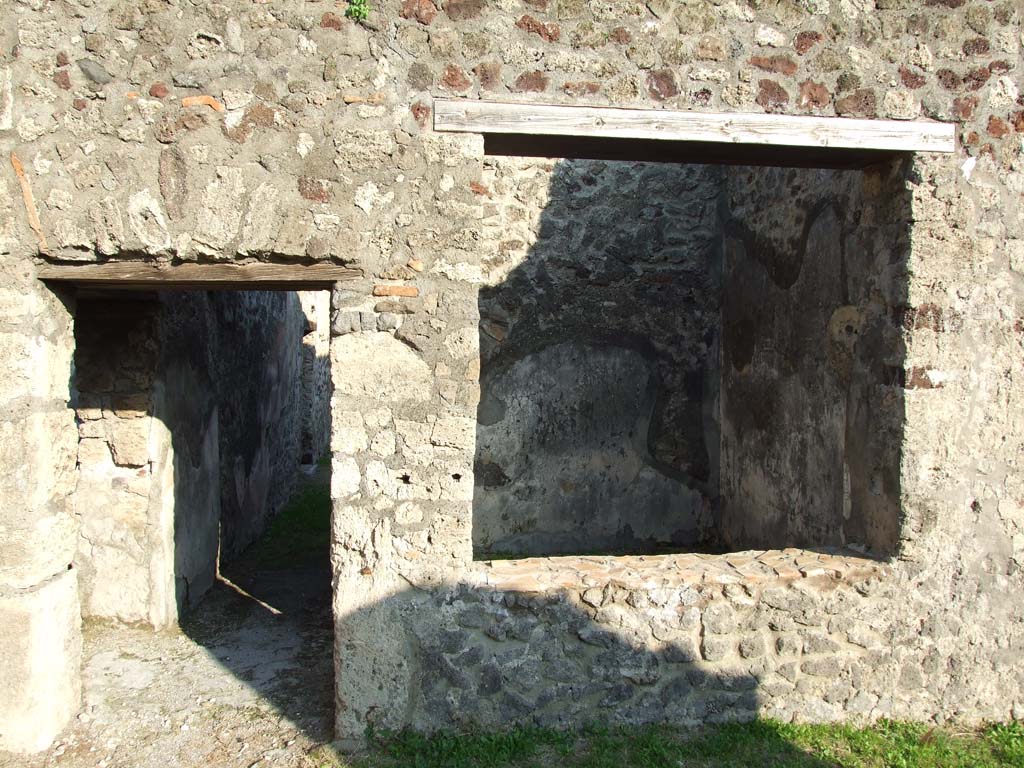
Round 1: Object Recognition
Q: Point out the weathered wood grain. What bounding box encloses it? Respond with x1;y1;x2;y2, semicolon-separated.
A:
37;261;360;291
434;99;956;154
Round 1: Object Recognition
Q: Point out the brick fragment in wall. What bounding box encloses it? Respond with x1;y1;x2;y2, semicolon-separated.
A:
987;116;1010;138
410;101;431;128
749;55;798;76
516;15;560;42
512;70;548;93
963;67;991;91
756;79;789;111
953;96;977;120
320;12;343;30
899;66;926;89
298;177;331;203
798;80;830;109
440;64;471;91
373;285;419;298
795;31;822;55
646;69;678;101
563;81;600;97
904;367;943;390
401;0;438;25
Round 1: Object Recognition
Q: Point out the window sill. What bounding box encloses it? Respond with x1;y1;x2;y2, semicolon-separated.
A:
471;548;887;594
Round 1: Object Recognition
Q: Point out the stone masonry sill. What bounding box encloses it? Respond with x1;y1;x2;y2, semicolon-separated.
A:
471;548;888;594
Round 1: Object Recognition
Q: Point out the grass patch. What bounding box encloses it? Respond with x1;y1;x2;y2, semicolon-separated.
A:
243;476;331;570
307;720;1024;768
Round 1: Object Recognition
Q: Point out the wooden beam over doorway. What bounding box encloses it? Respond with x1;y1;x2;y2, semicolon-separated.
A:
37;261;361;291
434;99;956;157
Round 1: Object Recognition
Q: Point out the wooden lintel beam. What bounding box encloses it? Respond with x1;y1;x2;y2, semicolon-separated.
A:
37;261;361;291
434;99;956;155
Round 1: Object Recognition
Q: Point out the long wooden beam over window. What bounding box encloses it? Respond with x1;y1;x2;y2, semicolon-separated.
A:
37;261;361;291
434;99;956;167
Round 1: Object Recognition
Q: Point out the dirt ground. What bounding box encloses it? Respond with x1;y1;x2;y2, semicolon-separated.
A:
3;470;336;768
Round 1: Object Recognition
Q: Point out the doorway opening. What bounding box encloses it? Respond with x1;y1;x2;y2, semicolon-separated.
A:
69;285;335;747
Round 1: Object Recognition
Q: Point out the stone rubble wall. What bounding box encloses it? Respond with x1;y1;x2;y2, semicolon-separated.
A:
0;173;79;753
398;553;900;730
72;297;170;626
0;0;1021;755
475;158;722;556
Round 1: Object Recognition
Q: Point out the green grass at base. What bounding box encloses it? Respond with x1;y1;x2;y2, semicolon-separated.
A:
308;719;1024;768
243;478;331;570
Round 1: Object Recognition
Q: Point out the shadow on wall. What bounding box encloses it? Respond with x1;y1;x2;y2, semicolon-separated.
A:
474;156;912;560
329;575;846;767
155;290;309;614
325;156;913;748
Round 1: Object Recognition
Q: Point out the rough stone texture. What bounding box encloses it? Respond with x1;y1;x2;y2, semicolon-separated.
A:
0;0;1022;755
73;299;165;625
475;159;720;557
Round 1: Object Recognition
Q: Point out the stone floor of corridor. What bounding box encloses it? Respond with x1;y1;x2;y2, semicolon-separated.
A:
2;475;335;768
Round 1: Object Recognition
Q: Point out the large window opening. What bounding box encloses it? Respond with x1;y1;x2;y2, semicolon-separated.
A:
473;156;908;561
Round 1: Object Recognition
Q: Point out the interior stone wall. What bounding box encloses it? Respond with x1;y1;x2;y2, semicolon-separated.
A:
298;290;332;465
1;0;1022;756
474;159;906;559
475;158;722;557
719;164;906;554
151;292;222;618
73;297;171;625
208;290;306;560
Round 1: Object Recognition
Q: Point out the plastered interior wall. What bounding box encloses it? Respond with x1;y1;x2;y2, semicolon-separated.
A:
475;159;906;559
0;0;1022;756
719;164;906;555
209;290;307;560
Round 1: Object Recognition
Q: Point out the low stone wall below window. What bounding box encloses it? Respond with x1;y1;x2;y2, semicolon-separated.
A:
335;548;948;739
